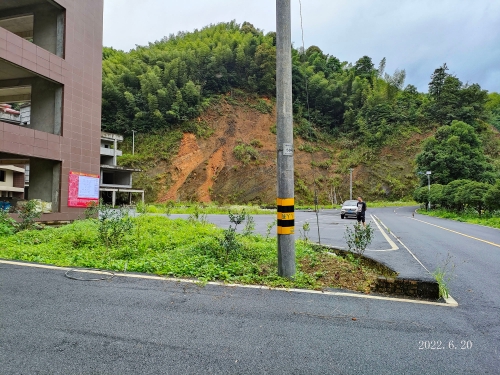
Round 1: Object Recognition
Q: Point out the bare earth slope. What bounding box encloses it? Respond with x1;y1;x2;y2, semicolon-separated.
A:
146;96;499;205
156;99;333;204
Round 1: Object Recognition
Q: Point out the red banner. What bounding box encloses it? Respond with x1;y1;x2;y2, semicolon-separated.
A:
68;171;100;208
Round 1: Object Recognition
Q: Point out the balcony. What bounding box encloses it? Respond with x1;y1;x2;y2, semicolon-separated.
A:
100;147;122;158
0;0;65;58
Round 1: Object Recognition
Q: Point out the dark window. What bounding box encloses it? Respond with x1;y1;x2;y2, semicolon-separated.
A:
103;172;114;185
0;170;5;182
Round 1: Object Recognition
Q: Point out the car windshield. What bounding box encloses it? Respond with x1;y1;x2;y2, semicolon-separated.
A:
343;200;358;206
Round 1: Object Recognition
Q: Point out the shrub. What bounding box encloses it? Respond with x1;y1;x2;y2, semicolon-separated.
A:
16;200;42;232
344;223;374;262
97;204;134;248
84;200;100;219
233;144;259;165
0;209;16;236
250;139;263;148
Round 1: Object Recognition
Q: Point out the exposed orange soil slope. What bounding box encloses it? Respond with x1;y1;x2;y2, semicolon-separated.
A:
157;99;333;204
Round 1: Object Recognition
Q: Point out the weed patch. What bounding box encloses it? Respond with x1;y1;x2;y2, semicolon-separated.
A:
0;215;390;293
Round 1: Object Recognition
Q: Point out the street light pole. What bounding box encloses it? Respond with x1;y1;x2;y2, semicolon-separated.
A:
426;171;431;210
132;130;136;155
276;0;295;278
349;168;353;200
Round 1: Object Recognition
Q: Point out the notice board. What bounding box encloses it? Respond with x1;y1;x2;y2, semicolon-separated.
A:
68;171;100;208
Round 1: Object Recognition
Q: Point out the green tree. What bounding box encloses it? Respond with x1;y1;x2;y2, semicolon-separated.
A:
456;181;490;216
484;180;500;212
416;121;494;185
441;179;472;211
428;63;448;102
486;92;500;130
427;64;488;126
354;55;375;83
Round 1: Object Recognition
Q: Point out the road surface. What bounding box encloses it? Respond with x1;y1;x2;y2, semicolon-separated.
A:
1;207;499;374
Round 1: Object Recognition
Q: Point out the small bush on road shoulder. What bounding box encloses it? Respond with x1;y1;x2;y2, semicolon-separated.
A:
344;223;374;262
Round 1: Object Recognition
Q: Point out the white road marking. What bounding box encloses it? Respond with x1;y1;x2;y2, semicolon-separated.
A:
410;217;500;249
370;215;458;306
369;214;399;251
372;214;430;273
0;259;456;307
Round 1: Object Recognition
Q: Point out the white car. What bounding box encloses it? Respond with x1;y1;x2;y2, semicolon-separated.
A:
341;200;358;219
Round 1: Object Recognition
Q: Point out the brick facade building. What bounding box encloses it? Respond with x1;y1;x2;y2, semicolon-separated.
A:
0;0;104;220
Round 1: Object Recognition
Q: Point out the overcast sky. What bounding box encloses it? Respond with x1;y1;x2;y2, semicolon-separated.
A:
103;0;500;93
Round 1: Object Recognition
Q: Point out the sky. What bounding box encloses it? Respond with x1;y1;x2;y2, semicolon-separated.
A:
103;0;500;93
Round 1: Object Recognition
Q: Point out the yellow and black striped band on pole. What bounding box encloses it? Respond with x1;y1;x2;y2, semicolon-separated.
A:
277;198;294;235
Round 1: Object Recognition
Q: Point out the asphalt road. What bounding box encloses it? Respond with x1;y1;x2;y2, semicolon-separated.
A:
1;207;499;374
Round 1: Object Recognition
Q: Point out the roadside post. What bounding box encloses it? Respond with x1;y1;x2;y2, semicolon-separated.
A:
426;171;431;210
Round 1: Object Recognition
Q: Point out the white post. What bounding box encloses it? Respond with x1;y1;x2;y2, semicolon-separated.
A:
132;130;136;155
349;168;353;200
426;171;431;210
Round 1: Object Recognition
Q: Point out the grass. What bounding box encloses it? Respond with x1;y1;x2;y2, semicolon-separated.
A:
296;200;418;210
144;202;275;215
368;200;418;208
0;215;393;292
417;208;500;229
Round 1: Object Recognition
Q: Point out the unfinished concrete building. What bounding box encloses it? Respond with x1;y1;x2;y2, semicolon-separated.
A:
100;132;144;206
0;0;104;220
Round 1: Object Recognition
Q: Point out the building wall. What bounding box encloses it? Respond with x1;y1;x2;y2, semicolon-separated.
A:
12;171;24;189
0;0;104;220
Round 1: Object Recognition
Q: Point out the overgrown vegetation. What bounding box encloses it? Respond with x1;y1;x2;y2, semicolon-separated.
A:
142;201;274;215
0;208;389;292
100;21;499;205
0;209;16;236
16;200;43;231
0;200;43;234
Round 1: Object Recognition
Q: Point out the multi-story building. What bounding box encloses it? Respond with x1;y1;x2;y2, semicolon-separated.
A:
100;132;144;207
0;164;25;200
0;0;104;221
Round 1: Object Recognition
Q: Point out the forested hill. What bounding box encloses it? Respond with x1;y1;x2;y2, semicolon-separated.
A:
101;21;500;204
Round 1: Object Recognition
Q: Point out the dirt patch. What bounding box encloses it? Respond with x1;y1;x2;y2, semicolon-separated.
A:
197;147;225;202
299;253;380;293
161;133;205;201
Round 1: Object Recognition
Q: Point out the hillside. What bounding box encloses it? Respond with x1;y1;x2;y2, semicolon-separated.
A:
117;94;444;205
103;22;500;205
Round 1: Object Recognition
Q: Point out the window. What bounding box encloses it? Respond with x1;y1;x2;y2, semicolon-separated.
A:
103;172;114;185
0;170;5;182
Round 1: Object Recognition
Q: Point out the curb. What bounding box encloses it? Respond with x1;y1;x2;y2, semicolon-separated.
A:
315;244;441;301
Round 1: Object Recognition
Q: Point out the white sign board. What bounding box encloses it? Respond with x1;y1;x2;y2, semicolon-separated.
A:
283;143;293;156
78;175;100;199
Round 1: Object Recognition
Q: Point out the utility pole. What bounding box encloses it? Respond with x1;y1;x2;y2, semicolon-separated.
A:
349;168;353;200
276;0;295;278
132;130;136;155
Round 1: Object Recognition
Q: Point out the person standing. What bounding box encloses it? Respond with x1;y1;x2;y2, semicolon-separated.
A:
356;196;367;227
